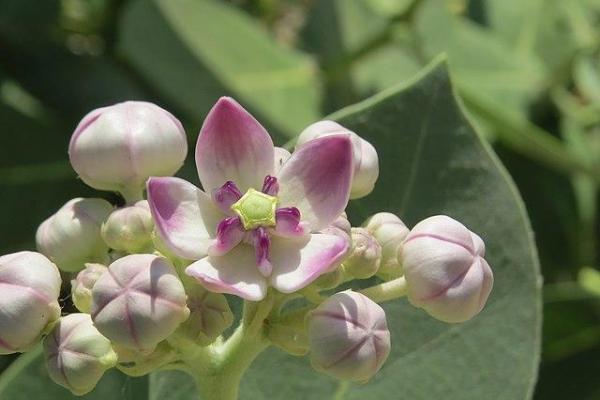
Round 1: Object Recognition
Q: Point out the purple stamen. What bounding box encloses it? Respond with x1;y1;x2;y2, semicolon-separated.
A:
274;207;307;237
262;175;279;196
253;227;273;277
212;181;242;213
209;216;245;256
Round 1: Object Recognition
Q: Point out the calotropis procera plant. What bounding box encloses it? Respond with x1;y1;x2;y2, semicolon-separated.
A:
0;97;495;399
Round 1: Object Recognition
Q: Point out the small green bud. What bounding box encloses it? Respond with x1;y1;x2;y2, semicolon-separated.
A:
342;228;382;279
101;201;154;253
363;212;409;278
44;313;118;395
71;263;107;313
176;284;233;346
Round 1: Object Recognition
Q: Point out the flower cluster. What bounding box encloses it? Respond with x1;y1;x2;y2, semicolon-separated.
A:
0;98;493;396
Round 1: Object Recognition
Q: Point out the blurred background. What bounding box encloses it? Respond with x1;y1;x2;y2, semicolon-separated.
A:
0;0;599;398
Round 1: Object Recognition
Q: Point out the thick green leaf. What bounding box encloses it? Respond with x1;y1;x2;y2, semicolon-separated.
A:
0;59;541;400
119;0;321;139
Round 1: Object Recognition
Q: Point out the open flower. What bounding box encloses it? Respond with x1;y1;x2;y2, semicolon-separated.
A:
147;97;353;301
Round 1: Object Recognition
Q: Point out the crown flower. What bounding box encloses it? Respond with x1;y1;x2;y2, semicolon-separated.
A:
147;97;354;301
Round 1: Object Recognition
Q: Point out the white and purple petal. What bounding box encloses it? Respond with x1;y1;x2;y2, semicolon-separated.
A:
195;97;274;193
147;177;221;260
277;135;353;231
185;245;268;301
269;233;350;293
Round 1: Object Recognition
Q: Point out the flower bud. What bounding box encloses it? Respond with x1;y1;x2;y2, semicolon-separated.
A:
101;201;154;253
36;198;113;272
0;251;61;354
402;215;494;323
176;284;233;346
343;228;382;279
71;263;107;313
297;121;379;199
308;290;390;383
91;254;189;352
44;313;117;395
69;101;188;196
363;212;409;277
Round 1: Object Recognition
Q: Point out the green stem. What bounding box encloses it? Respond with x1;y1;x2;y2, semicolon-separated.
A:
359;276;407;303
182;298;274;400
192;326;269;400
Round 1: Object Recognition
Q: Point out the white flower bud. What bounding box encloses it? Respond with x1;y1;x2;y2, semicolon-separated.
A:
71;263;107;313
36;198;113;272
308;290;390;383
101;201;154;253
297;121;379;199
363;212;409;277
402;215;494;323
69;101;188;196
91;254;190;352
0;251;61;354
343;228;382;279
44;313;118;395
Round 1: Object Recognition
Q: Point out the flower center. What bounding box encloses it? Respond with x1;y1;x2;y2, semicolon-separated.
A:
231;188;278;230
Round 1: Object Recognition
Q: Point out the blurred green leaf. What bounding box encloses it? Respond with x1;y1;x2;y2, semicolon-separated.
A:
0;0;150;125
119;0;321;139
363;0;415;17
414;0;545;115
579;267;600;296
0;103;100;254
483;0;597;73
574;54;600;105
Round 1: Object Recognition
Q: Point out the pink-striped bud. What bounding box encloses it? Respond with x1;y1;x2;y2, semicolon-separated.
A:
44;313;117;395
71;263;107;313
101;201;154;253
297;121;379;199
0;251;62;354
36;198;113;272
69;101;188;195
402;215;494;323
308;291;390;383
91;254;190;353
